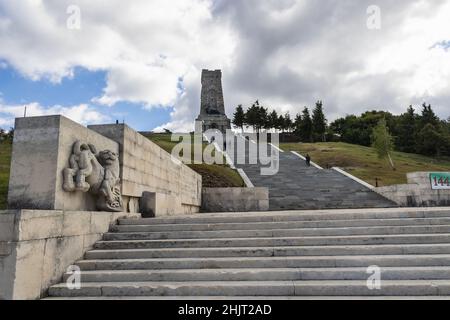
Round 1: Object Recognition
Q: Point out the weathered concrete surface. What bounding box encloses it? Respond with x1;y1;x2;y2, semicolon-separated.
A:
88;124;202;216
0;209;139;300
201;187;269;212
375;172;450;207
43;207;450;298
7;116;119;211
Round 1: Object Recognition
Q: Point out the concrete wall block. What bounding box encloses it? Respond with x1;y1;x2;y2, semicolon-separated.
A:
41;235;85;296
90;212;113;234
0;213;17;241
62;211;92;237
12;239;46;300
0;209;140;300
16;210;64;241
202;187;269;212
80;123;201;215
83;233;103;252
258;200;270;210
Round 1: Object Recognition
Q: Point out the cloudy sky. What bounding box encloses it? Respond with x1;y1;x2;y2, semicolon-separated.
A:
0;0;449;131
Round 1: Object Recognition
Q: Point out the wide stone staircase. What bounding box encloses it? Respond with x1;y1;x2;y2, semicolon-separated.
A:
46;208;450;299
230;137;395;210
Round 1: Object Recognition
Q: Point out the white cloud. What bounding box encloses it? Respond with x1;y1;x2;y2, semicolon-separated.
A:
93;59;185;108
0;0;235;102
0;102;110;128
0;0;450;130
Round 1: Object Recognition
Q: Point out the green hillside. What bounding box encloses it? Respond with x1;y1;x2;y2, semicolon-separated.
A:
0;141;12;209
143;133;244;188
280;142;450;186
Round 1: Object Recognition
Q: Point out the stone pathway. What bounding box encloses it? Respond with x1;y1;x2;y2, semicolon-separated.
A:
230;136;395;210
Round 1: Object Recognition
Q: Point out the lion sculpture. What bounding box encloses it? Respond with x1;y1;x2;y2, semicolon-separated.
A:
63;140;123;212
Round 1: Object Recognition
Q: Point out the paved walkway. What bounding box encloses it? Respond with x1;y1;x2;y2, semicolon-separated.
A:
229;136;395;210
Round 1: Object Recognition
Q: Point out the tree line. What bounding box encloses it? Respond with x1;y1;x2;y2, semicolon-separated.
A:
331;104;450;157
232;101;450;157
232;100;328;142
0;128;13;142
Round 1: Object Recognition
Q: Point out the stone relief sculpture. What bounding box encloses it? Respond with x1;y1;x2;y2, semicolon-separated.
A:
63;140;123;212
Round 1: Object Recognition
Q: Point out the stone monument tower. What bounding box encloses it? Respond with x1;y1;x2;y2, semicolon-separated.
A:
196;69;231;133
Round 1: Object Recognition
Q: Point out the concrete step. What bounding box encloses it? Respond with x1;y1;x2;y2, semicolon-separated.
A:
94;234;450;250
85;243;450;260
41;296;450;300
48;280;450;297
75;254;450;270
112;217;450;233
118;208;450;226
63;267;450;282
103;225;450;241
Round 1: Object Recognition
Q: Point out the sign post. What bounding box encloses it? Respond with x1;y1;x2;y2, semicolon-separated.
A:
430;172;450;190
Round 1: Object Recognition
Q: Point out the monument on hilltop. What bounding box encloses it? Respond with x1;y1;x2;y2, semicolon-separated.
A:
195;69;231;133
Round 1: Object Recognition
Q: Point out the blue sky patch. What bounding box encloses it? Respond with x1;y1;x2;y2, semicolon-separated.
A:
0;65;172;131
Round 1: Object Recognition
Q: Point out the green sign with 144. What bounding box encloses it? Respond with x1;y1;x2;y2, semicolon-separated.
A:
430;172;450;190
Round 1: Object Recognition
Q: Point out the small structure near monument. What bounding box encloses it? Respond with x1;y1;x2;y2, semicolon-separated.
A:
375;172;450;207
195;69;231;133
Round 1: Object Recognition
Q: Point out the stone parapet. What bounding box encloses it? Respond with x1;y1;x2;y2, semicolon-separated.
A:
8;116;119;211
0;209;139;300
88;124;202;215
375;172;450;207
201;187;269;212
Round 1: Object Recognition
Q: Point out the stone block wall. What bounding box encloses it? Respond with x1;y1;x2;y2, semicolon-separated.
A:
88;124;202;215
375;172;450;207
7;116;119;211
0;209;139;300
202;187;269;212
7;116;201;216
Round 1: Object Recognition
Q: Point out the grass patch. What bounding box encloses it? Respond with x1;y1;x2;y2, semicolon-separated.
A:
143;133;244;188
280;142;450;187
0;141;12;210
189;164;245;188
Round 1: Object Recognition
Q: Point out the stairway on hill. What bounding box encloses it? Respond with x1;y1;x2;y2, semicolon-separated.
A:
46;208;450;299
229;136;395;210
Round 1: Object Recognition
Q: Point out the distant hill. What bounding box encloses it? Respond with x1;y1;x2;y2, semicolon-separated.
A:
280;142;450;186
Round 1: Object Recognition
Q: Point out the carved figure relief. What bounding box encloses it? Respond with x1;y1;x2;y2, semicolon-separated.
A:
63;140;123;212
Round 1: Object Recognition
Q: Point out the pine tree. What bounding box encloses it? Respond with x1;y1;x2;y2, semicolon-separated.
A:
298;107;313;142
416;123;447;157
419;103;439;129
268;110;279;132
372;118;395;170
284;112;293;133
232;104;245;133
312;100;327;142
277;114;285;133
257;106;268;132
245;103;259;132
396;105;417;153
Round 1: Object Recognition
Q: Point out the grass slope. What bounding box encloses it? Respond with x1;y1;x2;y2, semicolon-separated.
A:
0;141;12;209
142;133;244;188
281;142;450;186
